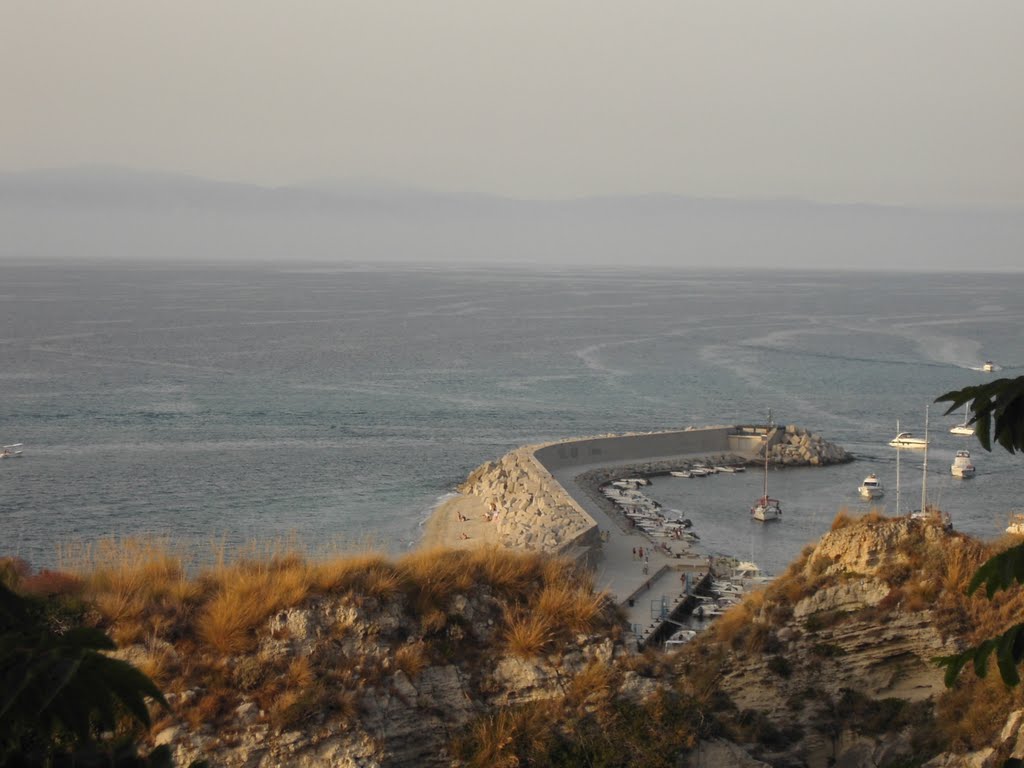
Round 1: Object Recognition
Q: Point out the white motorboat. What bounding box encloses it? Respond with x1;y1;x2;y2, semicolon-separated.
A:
664;629;697;647
889;432;928;448
715;466;735;473
858;473;884;499
689;467;709;477
950;404;975;436
670;470;692;478
1007;512;1024;536
0;444;23;459
983;361;997;372
950;450;976;478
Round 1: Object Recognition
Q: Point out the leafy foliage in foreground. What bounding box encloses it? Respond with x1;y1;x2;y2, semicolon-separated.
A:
936;376;1024;454
934;376;1024;691
0;583;170;766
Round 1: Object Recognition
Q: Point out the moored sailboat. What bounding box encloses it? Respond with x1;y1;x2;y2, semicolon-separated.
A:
751;428;781;522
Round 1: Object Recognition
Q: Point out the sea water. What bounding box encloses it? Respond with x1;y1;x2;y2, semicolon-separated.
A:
1;261;1022;573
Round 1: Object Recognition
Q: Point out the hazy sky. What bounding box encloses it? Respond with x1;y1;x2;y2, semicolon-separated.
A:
3;1;1022;205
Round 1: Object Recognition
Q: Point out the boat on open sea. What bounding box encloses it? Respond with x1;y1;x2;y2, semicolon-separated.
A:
983;361;997;372
858;473;884;499
950;450;976;479
0;444;23;459
889;432;928;448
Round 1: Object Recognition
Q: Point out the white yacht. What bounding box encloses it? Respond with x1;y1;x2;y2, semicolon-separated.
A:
0;444;23;459
889;432;928;448
950;450;976;478
983;361;997;372
858;473;884;499
949;404;975;436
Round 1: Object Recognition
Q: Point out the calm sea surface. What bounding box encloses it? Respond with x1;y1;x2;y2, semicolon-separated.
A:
1;262;1022;574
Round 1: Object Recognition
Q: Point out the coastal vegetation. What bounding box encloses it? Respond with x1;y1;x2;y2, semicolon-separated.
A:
6;503;1024;765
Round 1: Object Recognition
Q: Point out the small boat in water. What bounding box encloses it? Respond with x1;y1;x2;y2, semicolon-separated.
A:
950;450;976;478
982;361;997;372
0;444;23;459
950;404;975;436
670;470;692;478
858;473;884;499
889;432;928;448
751;431;781;522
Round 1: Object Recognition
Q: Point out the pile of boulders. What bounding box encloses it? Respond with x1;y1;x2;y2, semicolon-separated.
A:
765;425;852;466
458;447;594;553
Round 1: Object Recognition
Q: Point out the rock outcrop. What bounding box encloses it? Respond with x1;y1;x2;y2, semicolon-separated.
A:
457;446;595;554
766;424;852;466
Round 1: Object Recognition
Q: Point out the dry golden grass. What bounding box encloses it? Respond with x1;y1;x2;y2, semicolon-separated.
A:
198;557;312;654
398;548;474;605
710;602;754;647
394;641;429;680
565;660;617;710
534;582;607;634
504;607;555;658
862;508;885;524
361;564;406;601
468;546;546;595
310;552;391;593
831;509;854;530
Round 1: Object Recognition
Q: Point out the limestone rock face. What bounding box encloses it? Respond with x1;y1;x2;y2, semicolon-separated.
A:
792;578;889;619
804;516;954;579
146;588;630;768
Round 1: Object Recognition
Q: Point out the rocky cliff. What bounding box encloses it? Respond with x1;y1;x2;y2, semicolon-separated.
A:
16;506;1024;766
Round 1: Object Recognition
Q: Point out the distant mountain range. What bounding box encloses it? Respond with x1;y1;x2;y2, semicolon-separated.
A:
1;167;1021;270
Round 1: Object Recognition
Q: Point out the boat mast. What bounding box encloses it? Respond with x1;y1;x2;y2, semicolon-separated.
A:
763;414;771;500
895;419;901;517
921;405;929;513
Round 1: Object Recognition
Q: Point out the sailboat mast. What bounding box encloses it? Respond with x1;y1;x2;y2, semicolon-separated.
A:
896;419;901;517
763;429;769;499
921;405;929;513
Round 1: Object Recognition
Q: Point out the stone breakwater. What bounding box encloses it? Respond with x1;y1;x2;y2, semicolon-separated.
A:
457;446;596;554
766;424;852;466
449;425;851;557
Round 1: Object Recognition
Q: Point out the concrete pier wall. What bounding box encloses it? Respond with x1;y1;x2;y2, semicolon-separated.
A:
532;426;738;471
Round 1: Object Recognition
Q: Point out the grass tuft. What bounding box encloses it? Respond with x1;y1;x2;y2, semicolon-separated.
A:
504;607;555;658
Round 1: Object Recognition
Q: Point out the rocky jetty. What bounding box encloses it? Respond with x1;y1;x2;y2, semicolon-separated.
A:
450;424;850;557
765;424;852;466
457;446;594;554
